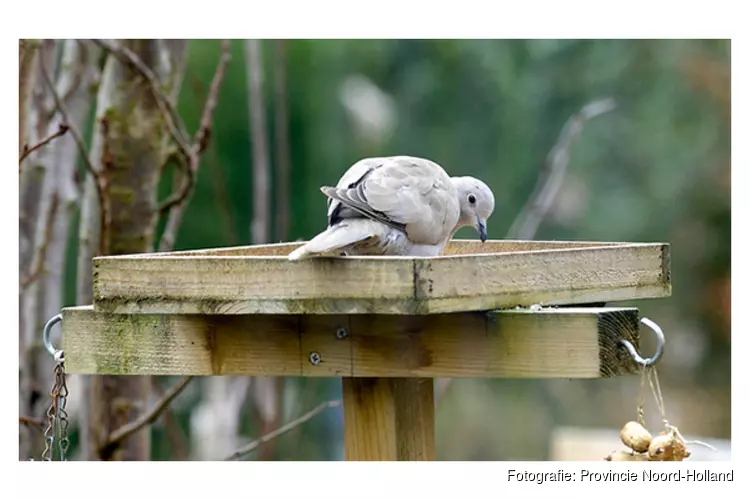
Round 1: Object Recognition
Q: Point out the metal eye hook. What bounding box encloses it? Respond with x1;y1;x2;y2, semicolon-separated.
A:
620;317;665;367
43;313;64;361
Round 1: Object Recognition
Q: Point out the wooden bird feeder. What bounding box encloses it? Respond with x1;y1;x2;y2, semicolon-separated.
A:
61;239;671;460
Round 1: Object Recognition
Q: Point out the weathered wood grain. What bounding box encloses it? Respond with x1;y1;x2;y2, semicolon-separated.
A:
91;240;671;315
62;306;641;378
343;377;435;460
416;242;670;313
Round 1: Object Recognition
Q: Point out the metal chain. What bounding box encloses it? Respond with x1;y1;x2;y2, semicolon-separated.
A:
40;351;70;461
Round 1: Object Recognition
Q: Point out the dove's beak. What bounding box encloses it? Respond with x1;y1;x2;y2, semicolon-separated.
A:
477;218;488;242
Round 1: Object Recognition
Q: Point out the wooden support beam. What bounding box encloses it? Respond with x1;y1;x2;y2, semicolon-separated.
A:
62;306;642;378
343;378;435;461
91;239;671;315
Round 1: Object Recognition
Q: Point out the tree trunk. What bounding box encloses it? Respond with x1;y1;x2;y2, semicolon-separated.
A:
245;39;285;460
246;39;270;245
18;39;64;460
18;37;46;460
77;39;188;461
40;40;99;335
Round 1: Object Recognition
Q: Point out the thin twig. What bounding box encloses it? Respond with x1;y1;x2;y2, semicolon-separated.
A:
151;377;190;460
194;42;230;155
225;400;342;461
158;40;231;252
19;123;69;165
20;193;58;291
103;376;194;452
39;54;98;185
158;39;231;215
506;98;617;240
19;416;45;428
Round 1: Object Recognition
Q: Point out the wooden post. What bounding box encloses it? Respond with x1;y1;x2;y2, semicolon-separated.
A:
343;377;435;461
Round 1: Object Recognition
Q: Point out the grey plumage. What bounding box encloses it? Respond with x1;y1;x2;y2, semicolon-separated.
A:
288;156;495;260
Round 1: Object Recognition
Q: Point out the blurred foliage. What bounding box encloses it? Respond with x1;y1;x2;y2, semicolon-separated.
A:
60;39;730;460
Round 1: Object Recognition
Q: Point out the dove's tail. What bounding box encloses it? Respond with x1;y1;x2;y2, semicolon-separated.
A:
287;223;374;260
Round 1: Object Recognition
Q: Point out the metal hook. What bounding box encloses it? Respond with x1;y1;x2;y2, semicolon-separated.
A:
43;313;63;361
620;317;664;367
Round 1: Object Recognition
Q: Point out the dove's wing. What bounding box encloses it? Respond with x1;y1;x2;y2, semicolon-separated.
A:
322;156;460;246
326;157;386;226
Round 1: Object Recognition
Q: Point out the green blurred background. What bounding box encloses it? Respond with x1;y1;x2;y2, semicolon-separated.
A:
62;39;731;460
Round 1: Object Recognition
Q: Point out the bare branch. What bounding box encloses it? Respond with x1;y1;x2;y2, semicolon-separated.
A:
225;400;342;461
19;123;69;165
38;56;105;225
156;163;195;219
151;377;190;460
103;376;194;452
19;193;58;291
19;416;45;429
158;39;231;216
194;42;231;155
506;98;617;240
158;40;232;252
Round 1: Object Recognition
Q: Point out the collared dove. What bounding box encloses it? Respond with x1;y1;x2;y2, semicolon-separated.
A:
287;155;495;260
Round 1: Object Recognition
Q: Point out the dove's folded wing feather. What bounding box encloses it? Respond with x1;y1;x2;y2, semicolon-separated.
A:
325;159;378;224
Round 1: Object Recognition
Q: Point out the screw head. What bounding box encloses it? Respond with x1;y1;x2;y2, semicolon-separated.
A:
335;327;348;339
309;352;322;365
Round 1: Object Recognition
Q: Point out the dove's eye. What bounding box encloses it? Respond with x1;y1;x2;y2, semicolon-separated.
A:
468;194;476;204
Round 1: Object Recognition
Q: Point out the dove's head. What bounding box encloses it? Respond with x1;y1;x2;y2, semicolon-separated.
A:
453;176;495;242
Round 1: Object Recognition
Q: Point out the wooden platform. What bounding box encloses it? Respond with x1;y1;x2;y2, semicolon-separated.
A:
62;306;642;378
91;239;671;315
62;238;672;461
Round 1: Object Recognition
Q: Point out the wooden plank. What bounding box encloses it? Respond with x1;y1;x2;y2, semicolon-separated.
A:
91;240;671;315
416;242;671;314
93;254;416;315
342;377;435;461
62;306;641;378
